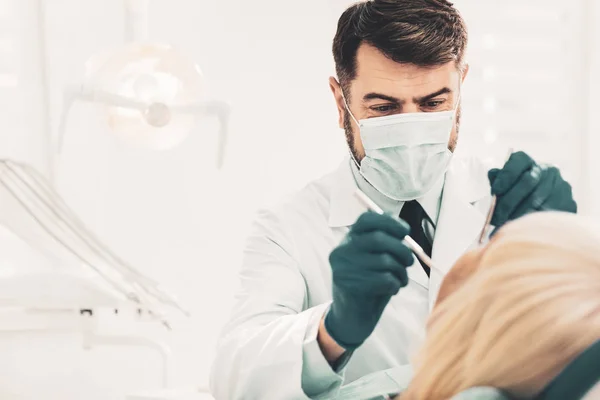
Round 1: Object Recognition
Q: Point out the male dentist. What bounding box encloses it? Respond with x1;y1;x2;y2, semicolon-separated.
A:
210;0;577;399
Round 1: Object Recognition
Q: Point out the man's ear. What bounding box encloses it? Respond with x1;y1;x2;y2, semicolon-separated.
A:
329;76;346;129
461;64;470;83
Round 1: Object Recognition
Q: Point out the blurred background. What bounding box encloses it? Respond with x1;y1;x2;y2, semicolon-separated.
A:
0;0;598;398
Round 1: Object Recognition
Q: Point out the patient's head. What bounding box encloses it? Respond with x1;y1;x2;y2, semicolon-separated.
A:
403;212;600;400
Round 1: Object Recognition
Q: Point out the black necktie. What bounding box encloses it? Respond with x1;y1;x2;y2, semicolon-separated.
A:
399;200;432;276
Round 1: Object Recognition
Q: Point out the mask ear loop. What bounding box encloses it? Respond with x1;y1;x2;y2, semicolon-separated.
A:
340;91;363;169
452;75;464;119
341;91;361;127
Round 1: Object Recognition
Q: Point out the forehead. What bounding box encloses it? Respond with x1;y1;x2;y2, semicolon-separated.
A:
351;43;460;100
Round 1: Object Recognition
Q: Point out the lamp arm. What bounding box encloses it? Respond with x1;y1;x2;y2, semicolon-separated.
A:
57;85;148;155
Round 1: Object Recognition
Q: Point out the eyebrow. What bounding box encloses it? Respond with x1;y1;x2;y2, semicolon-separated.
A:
414;87;452;103
362;87;453;104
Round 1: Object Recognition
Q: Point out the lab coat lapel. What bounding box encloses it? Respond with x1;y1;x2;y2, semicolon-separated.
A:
428;168;488;310
328;159;367;229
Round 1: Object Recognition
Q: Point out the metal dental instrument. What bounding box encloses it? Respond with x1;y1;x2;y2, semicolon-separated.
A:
0;161;169;327
0;159;189;328
354;189;442;275
14;160;186;311
5;160;189;316
478;148;514;244
0;165;136;302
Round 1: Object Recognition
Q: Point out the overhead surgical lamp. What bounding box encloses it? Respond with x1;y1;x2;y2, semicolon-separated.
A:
57;0;230;169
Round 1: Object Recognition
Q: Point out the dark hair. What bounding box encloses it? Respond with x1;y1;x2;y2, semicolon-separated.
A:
333;0;468;96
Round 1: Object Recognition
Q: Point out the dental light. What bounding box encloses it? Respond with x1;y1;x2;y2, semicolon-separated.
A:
57;0;230;166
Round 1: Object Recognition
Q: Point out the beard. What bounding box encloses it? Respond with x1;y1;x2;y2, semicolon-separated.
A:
343;105;462;160
343;108;363;163
448;105;461;152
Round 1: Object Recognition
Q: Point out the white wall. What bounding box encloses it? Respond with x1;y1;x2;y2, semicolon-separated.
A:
1;0;599;398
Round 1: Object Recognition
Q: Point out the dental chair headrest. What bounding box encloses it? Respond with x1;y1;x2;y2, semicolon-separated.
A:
535;339;600;400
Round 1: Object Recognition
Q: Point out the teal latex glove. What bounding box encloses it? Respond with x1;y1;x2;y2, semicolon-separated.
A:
488;151;577;233
325;212;414;350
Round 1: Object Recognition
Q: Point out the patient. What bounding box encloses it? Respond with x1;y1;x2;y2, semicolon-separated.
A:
398;211;600;400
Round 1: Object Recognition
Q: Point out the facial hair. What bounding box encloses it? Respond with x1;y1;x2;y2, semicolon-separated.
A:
449;105;461;152
343;108;364;163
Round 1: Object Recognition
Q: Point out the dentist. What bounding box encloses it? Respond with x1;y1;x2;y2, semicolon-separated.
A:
210;0;577;399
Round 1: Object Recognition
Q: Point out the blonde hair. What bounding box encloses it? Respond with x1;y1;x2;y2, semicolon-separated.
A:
402;212;600;400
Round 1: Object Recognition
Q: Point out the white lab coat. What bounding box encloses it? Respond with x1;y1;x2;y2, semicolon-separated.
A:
210;157;493;400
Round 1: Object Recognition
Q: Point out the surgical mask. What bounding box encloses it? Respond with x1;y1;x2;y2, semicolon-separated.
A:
345;95;459;201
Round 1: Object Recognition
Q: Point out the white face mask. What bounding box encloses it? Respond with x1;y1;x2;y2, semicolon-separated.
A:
345;95;459;201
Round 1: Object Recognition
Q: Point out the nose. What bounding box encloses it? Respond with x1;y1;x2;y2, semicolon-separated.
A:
401;103;421;114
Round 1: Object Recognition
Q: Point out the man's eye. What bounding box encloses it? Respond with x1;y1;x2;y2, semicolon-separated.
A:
424;100;445;108
371;105;396;113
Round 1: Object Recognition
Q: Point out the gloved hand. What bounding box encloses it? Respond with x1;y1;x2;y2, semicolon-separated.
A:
324;212;414;350
488;151;577;232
